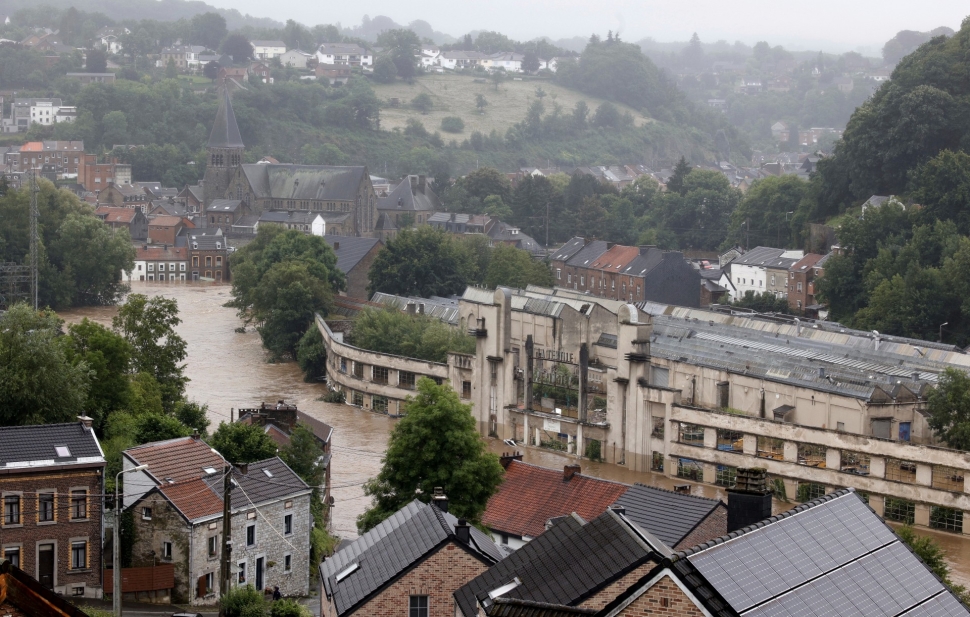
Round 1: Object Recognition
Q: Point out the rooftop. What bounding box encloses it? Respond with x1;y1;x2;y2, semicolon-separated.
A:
124;435;225;486
323;235;382;274
0;421;103;468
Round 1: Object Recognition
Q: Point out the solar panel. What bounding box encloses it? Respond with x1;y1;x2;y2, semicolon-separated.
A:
899;592;970;617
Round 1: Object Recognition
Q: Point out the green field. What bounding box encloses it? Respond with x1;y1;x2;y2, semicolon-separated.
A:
371;74;652;137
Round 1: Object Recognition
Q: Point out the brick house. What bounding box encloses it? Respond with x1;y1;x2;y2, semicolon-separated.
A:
320;499;503;617
182;233;230;282
148;216;192;246
483;458;726;551
97;183;150;209
8;141;84;178
95;205;148;241
204;199;250;234
127;458;312;605
0;419;105;599
323;236;382;300
787;253;824;312
78;155;131;191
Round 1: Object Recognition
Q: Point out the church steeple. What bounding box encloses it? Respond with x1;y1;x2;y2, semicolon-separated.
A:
207;87;244;150
203;85;245;208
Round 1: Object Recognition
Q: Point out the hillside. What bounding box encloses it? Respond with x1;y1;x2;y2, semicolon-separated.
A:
372;74;652;136
3;0;282;30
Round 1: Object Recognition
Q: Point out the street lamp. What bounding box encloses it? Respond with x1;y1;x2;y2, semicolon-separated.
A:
940;322;949;343
114;464;148;617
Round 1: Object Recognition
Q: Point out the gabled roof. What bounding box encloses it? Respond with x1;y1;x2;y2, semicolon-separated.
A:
241;164;367;201
321;500;503;616
674;489;970;617
258;210;320;225
149;216;186;227
323;235;381;274
550;237;588;262
565;240;610;268
789;253;823;272
590;244;640;273
611;484;722;549
233;456;309;506
136;246;187;262
0;421;103;468
483;460;628;539
377;176;441;212
124;435;226;485
206;199;244;213
158;477;224;521
208;88;244;149
455;509;667;617
731;246;785;267
95;206;138;224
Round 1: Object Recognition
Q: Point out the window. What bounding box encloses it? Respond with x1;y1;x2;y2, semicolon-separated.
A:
462;381;472;399
202;572;215;597
567;274;571;284
352;391;364;407
238;561;247;584
147;263;154;271
4;495;21;525
409;595;429;617
930;506;963;533
399;371;416;390
651;452;664;472
651;417;665;439
71;490;87;519
757;436;784;459
142;507;152;520
373;395;388;414
556;269;561;280
208;535;219;558
840;451;870;475
884;497;915;524
3;547;20;568
885;458;917;483
932;465;965;492
796;482;826;502
192;256;199;267
284;514;293;535
797;443;826;467
73;586;85;597
246;524;256;546
162;542;172;559
216;256;222;266
353;362;364;379
71;541;87;569
180;263;186;271
38;493;54;522
677;458;702;481
372;365;389;384
770;274;775;285
679;423;704;446
284;554;292;572
715;465;737;487
205;256;212;267
580;275;585;286
716;429;743;452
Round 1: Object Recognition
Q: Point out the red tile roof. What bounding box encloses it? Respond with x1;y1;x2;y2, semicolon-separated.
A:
483;460;629;538
95;206;137;224
21;142;44;152
590;245;640;272
125;436;226;485
136;246;187;261
159;477;223;521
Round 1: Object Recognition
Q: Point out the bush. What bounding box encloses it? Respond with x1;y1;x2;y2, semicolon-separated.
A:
585;439;602;461
221;584;267;617
270;598;312;617
440;116;465;133
412;92;433;113
321;389;346;403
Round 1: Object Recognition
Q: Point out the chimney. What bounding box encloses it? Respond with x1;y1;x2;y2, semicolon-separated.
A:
639;245;656;256
818;367;825;378
912;372;920;381
406;302;416;315
77;415;93;429
418;303;425;314
563;464;581;481
610;505;626;515
432;487;449;513
418;174;427;193
236;462;249;475
191;429;200;440
499;451;523;469
727;467;773;532
455;519;470;544
333;241;340;251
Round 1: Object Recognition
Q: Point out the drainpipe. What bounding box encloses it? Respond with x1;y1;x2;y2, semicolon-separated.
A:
760;386;766;419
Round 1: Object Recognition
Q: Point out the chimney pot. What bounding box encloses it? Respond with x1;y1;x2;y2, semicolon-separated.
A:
191;429;200;440
563;464;581;481
499;451;523;469
432;487;449;513
77;415;93;428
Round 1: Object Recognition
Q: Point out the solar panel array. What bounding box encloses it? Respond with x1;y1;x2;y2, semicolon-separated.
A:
685;494;966;616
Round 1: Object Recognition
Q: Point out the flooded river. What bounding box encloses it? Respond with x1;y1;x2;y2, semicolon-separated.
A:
58;282;970;584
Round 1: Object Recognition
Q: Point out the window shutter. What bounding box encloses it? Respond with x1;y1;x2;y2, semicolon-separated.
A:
197;575;207;598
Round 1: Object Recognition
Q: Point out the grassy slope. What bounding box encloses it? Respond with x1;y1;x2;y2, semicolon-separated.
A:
371;74;653;136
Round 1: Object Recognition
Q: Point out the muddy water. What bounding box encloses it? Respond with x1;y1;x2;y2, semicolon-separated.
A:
57;282;970;585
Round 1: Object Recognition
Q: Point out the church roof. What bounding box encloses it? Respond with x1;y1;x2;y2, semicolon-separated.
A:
207;88;244;149
240;164;367;201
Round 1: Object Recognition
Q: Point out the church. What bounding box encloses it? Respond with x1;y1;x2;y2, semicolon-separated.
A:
201;87;379;237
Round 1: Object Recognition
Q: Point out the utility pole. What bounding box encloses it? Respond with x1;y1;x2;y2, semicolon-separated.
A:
29;170;38;309
219;464;233;616
545;201;550;248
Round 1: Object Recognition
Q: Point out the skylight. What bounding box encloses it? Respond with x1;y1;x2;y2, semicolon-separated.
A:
488;577;521;600
54;446;71;457
335;563;359;582
203;467;217;475
263;468;274;478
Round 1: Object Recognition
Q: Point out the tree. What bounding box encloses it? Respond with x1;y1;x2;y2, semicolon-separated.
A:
188;12;227;50
165;58;178;79
296;325;327;382
47;212;134;306
412;92;433;114
376;29;420;81
348;307;474;363
475;93;488;112
86;48;107;73
209;422;278;464
101;110;128;148
485;245;553;289
222;34;253;63
522;50;540;74
113;294;188;410
357;378;504;532
0;305;91;426
282;19;316;52
62;318;133;430
367;226;475;297
728;175;808;248
926;368;970;451
592;102;621;128
490;69;506;91
373;56;397;83
203;60;220;81
440;116;464;133
730;291;791;314
482;195;511;220
666;157;692;196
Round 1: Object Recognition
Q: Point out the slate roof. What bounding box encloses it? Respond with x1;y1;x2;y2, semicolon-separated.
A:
124;436;226;485
565;240;610;268
611;484;723;549
483;460;629;539
550;237;587;262
206;199;244;213
323;235;381;274
0;421;104;467
321;500;503;616
258;210;321;225
208;88;244;149
233;457;309;506
487;598;595;616
488;221;543;255
673;489;970;617
455;509;668;617
295;411;334;445
186;234;227;250
241;164;367;201
730;246;785;267
377;176;440;212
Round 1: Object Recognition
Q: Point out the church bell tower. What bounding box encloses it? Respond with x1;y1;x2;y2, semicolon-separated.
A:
202;86;245;207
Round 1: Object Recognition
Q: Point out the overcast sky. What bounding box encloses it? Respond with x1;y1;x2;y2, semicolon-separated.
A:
212;0;967;54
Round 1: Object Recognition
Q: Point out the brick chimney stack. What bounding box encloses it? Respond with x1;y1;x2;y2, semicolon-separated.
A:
563;464;581;481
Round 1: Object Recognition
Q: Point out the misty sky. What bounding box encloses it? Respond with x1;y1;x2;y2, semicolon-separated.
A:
209;0;967;54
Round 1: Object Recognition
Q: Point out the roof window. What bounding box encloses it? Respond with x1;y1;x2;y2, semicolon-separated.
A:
335;563;359;582
203;467;217;475
54;445;71;457
263;468;274;478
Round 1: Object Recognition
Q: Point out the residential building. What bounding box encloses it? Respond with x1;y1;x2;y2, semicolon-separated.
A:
376;175;440;228
97;183;151;208
438;51;487;70
96;26;129;53
0;560;96;616
280;49;313;68
159;45;207;70
315;44;372;67
764;251;803;299
127;457;312;605
148;216;192;246
455;507;668;616
181;232;230;281
727;246;803;300
179;185;204;213
204;199;250;234
483;52;524;72
315;63;352;85
8;141;84;177
319;498;503;617
95;205;148;240
0;419;105;598
427;213;542;255
78;155;131;189
486;220;544;256
484;456;726;550
125;244;189;282
65;72;115;84
249;61;271;82
4;98;69;132
788;253;824;312
121;434;228;507
251;40;286;60
323;236;383;299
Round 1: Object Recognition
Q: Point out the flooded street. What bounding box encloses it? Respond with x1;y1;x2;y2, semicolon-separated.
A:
58;283;970;585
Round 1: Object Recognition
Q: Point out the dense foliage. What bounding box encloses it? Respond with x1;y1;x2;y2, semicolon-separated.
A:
926;368;970;451
358;378;504;532
367;226;477;297
208;421;278;464
229;227;343;359
348;307;475;363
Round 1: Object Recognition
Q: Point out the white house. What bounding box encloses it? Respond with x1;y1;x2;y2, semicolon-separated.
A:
315;43;372;66
280;49;313;68
97;27;128;54
312;215;326;236
438;50;487;70
728;246;803;300
251;40;286;60
484;52;524;72
125;245;189;283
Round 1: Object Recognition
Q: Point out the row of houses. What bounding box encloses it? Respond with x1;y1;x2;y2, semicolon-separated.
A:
1;99;77;134
0;407;332;606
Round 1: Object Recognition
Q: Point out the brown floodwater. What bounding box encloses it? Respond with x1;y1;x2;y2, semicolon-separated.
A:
57;282;970;585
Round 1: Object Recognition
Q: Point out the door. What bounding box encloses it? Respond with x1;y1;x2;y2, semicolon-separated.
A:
38;544;54;588
255;557;264;591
